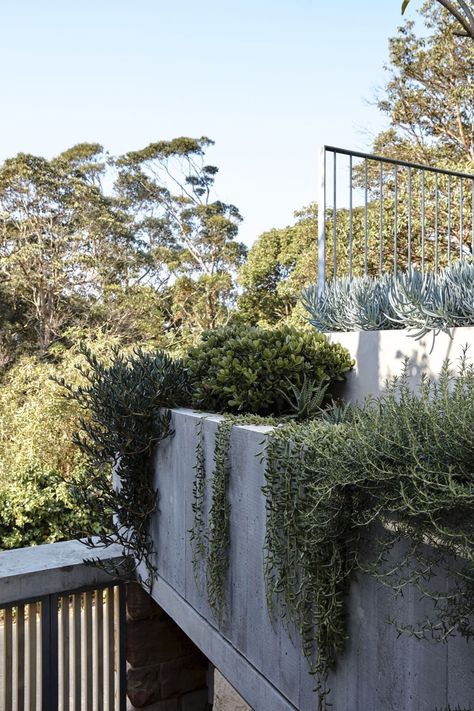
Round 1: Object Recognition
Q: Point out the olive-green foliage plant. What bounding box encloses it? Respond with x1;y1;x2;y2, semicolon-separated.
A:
0;466;104;550
186;324;354;416
263;359;474;707
59;345;190;584
303;259;474;337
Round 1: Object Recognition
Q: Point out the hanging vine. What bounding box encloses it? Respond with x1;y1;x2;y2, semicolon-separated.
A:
190;414;279;621
263;358;474;709
206;418;234;621
190;419;207;588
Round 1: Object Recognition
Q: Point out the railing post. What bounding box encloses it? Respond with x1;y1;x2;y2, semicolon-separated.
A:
119;583;127;711
42;593;59;710
317;146;326;297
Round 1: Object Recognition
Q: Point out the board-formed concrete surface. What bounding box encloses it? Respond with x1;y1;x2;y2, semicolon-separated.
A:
143;408;474;711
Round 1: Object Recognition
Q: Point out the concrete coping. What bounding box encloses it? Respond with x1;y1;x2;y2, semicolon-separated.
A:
0;539;124;606
170;407;275;435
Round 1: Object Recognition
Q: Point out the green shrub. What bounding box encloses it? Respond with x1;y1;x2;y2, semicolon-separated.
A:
186;324;353;415
0;466;105;550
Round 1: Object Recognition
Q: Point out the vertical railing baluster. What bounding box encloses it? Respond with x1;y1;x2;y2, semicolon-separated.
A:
95;589;105;711
317;147;326;295
17;603;25;710
73;593;81;711
471;179;474;257
364;159;368;275
83;591;93;711
434;173;439;272
349;154;353;278
333;152;337;279
394;165;398;274
27;602;37;711
459;178;464;258
118;586;126;711
408;167;412;271
379;162;383;275
61;595;70;711
448;174;452;263
421;170;425;274
106;587;115;711
42;595;58;711
4;607;13;711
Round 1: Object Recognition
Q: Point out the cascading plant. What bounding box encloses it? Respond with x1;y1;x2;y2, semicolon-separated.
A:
263;357;474;709
59;344;190;586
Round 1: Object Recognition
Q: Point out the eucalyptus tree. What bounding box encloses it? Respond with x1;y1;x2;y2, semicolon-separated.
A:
0;144;135;354
376;2;474;166
402;0;474;40
115;137;246;345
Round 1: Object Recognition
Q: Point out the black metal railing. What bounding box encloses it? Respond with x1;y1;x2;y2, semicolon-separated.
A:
317;145;474;294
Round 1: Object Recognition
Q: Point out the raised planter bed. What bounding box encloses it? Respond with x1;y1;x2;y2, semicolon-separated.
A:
328;325;474;402
142;407;474;711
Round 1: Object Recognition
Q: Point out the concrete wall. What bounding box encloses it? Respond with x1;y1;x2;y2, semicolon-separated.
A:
145;409;474;711
328;325;474;403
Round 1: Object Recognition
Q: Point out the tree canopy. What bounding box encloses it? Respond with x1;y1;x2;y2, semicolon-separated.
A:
377;3;474;166
402;0;474;40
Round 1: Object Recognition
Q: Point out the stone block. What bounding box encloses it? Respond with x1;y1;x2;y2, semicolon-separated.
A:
160;654;208;698
180;688;210;711
127;662;161;707
128;700;180;711
127;617;196;667
127;582;164;621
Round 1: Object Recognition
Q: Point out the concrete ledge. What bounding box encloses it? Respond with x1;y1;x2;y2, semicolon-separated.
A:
0;539;124;605
328;325;474;402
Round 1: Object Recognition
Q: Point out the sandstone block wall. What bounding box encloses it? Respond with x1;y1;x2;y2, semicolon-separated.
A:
126;583;210;711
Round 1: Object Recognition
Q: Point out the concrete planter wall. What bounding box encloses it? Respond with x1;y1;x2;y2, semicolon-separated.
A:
143;408;474;711
328;325;474;403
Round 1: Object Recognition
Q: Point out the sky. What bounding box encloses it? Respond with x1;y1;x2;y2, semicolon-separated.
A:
0;0;413;246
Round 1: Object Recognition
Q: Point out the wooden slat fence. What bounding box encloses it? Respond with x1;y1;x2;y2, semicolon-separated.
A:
1;584;125;711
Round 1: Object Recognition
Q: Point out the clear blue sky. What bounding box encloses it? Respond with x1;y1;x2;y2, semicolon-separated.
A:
0;0;413;245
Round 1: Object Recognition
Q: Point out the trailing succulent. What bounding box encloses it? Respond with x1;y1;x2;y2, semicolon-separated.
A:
190;414;277;622
185;324;353;416
303;272;400;332
303;259;474;337
59;345;190;584
263;358;474;707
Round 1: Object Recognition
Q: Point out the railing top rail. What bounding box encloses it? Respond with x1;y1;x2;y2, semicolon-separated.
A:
0;539;125;605
324;145;474;181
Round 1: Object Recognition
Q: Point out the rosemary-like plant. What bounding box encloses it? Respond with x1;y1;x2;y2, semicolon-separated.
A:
263;358;474;708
